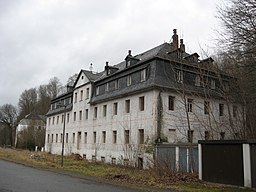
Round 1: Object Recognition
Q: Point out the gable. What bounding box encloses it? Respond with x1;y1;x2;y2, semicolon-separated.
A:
74;70;90;88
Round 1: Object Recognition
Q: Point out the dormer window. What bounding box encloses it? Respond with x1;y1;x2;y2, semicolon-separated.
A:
140;69;146;82
114;80;119;90
127;75;132;86
176;70;183;83
127;60;131;67
96;86;99;96
105;83;109;92
211;79;216;89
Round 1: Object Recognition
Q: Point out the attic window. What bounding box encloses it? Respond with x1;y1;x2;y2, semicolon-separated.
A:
140;69;146;82
127;60;131;67
81;76;84;79
96;86;99;95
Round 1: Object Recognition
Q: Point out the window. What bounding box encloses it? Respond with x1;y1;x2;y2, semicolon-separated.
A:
114;80;119;90
57;116;59;124
113;102;118;115
73;112;76;121
103;105;107;117
124;130;130;144
125;100;130;113
176;70;183;83
52;117;55;125
187;99;193;112
204;101;210;115
96;86;99;95
48;118;51;126
220;132;225;140
187;130;194;143
86;88;89;99
168;129;176;143
211;79;216;89
111;158;116;164
51;134;54;143
102;131;106;143
79;110;82;120
72;133;75;143
139;96;145;111
113;131;117;144
140;69;146;82
168;96;175;110
219;104;224;116
205;131;210;140
138;129;144;144
93;132;97;143
127;75;132;86
85;109;89;120
101;156;105;162
77;132;81;149
127;60;131;67
66;133;68;143
105;83;109;92
67;113;70;123
47;134;50;143
195;75;200;86
74;92;77;103
60;133;63;143
84;132;87;143
92;155;96;162
233;105;237;118
56;134;58;143
61;115;64;123
94;107;97;119
79;90;83;101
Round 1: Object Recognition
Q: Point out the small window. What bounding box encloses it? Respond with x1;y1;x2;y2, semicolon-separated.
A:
103;105;107;117
48;118;51;126
187;99;193;112
127;60;131;67
74;92;78;103
187;130;194;143
94;107;97;119
233;105;237;118
73;112;76;121
113;102;118;115
127;75;132;86
47;134;50;143
51;134;54;143
86;88;90;99
84;132;87;143
102;131;106;143
204;101;210;115
93;132;97;143
219;104;224;116
67;113;70;123
125;100;130;113
168;96;175;111
139;96;145;111
80;90;83;101
140;69;146;82
96;86;99;96
85;109;89;120
66;133;68;143
113;131;117;144
176;70;183;83
125;130;130;144
79;110;82;120
105;83;109;92
114;80;119;90
138;129;144;144
111;158;116;164
77;132;81;150
211;79;216;89
61;115;64;123
195;75;200;86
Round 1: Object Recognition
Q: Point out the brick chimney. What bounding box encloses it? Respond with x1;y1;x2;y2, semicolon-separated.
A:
172;29;179;50
180;39;185;52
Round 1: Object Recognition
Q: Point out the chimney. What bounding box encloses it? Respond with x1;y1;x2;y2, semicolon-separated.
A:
128;50;132;56
180;39;185;52
172;29;179;50
104;61;109;74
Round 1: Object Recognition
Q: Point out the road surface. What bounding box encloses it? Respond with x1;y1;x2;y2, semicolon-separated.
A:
0;160;139;192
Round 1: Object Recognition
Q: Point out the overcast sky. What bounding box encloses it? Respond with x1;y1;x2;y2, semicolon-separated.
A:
0;0;223;107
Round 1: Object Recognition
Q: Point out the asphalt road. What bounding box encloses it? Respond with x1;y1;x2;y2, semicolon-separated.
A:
0;160;139;192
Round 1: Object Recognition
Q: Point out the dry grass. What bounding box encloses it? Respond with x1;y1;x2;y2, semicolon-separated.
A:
0;148;254;192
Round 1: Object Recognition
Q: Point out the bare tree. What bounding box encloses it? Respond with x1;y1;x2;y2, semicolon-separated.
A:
0;104;18;146
18;88;37;119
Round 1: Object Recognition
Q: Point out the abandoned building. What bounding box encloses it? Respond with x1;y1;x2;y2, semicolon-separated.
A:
44;29;243;168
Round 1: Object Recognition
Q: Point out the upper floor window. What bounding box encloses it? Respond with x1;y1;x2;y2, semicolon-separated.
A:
204;101;210;115
211;79;216;89
168;96;175;111
138;129;144;144
105;83;109;92
73;112;76;121
94;107;98;119
112;130;117;144
85;109;89;120
125;99;130;113
187;98;193;112
96;86;99;96
219;104;224;116
176;70;183;83
86;88;90;99
114;80;119;90
140;69;146;82
103;105;107;117
80;90;83;101
195;75;201;86
79;110;82;120
67;113;70;123
74;92;77;103
127;75;132;86
124;130;130;144
113;102;118;115
139;96;145;111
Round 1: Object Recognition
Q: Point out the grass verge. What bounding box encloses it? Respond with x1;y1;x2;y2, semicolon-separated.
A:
0;148;254;192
